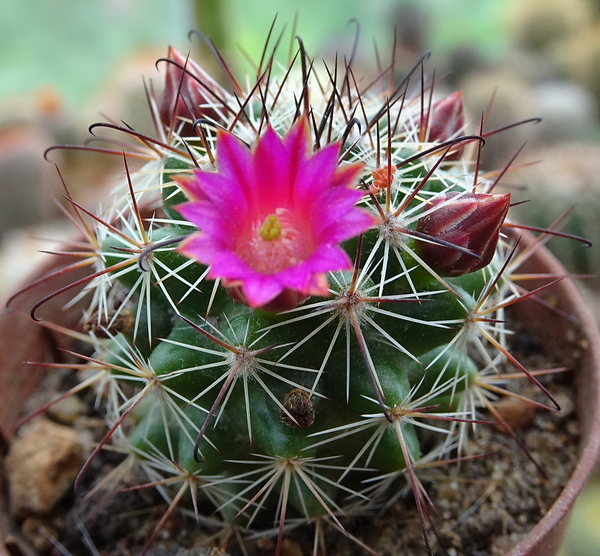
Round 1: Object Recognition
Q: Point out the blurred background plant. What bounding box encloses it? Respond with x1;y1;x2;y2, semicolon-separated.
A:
1;0;598;554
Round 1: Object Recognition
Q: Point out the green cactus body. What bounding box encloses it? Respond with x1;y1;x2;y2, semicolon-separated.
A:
26;27;576;556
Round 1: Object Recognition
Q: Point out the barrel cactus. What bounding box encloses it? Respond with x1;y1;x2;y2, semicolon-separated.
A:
15;26;589;556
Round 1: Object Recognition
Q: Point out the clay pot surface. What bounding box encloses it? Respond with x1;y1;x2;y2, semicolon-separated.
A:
0;233;598;556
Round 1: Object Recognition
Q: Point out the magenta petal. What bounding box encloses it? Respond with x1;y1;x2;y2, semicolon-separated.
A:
317;208;376;244
178;233;222;265
240;274;285;308
174;174;206;202
276;264;314;292
208;251;253;280
277;246;351;292
303;244;353;273
294;143;340;202
176;203;234;239
253;127;297;207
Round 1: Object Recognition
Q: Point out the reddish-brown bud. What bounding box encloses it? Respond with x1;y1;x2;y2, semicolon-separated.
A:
158;47;219;133
427;91;465;143
415;191;511;277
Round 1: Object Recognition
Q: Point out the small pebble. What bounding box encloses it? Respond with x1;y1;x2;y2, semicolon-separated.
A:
493;398;535;431
21;515;62;553
5;419;83;518
46;395;85;425
256;537;275;552
281;538;304;556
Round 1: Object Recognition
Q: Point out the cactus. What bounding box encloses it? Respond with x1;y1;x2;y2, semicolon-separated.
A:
13;25;590;556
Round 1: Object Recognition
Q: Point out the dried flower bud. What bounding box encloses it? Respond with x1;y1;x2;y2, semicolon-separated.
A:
427;91;465;143
281;389;315;428
158;47;218;132
415;191;511;277
83;310;134;338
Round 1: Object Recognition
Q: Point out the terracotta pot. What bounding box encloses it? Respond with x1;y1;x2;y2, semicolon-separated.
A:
1;232;599;556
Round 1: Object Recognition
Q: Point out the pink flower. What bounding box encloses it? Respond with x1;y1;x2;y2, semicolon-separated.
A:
175;118;374;312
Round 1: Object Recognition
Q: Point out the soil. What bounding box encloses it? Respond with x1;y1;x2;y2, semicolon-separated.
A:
2;317;581;556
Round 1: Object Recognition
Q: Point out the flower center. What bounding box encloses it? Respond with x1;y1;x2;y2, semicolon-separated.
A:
259;214;282;241
242;208;309;274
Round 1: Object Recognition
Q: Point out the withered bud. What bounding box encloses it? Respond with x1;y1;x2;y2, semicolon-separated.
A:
281;389;315;429
415;191;511;277
158;47;218;132
427;91;465;143
83;310;134;338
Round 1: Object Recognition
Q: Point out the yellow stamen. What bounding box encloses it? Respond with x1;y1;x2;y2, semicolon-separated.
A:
259;214;281;241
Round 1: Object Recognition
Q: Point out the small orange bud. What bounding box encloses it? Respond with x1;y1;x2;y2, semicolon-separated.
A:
370;165;397;194
415;191;511;277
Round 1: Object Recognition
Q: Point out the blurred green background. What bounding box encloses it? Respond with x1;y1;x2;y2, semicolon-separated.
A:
0;0;512;108
1;0;599;554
